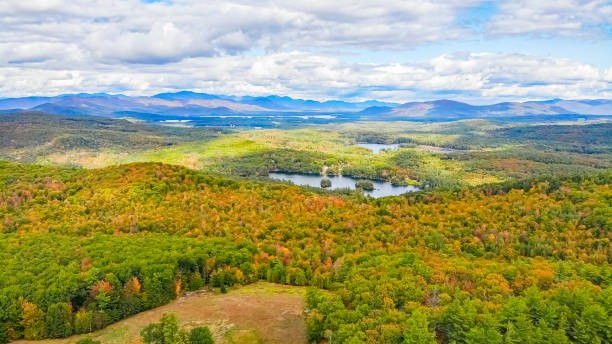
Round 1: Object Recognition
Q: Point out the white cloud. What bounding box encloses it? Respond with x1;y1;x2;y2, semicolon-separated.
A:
0;0;480;65
605;68;612;82
85;22;213;64
0;42;85;64
0;51;608;102
488;0;612;37
0;1;610;101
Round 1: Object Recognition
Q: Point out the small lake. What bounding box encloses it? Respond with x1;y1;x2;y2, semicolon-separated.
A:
354;143;400;154
269;172;420;198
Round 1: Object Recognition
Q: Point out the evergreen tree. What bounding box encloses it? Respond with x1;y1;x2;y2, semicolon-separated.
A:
45;302;73;338
161;314;180;344
189;327;214;344
141;323;163;344
141;313;186;344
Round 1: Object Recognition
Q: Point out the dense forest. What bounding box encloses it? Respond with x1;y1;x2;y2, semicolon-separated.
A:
0;112;224;164
3;0;612;342
1;113;610;190
0;160;610;343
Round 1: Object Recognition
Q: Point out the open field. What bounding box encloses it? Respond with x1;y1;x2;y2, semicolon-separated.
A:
12;283;306;344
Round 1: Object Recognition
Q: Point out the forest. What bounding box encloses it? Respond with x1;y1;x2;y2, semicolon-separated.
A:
3;0;612;342
1;113;610;190
0;157;610;343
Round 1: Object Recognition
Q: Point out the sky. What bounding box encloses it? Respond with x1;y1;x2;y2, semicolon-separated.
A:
0;0;611;103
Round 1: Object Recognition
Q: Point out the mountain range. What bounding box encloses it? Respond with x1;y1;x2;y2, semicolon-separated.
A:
1;92;611;125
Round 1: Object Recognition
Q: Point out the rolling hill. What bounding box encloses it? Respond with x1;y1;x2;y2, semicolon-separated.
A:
0;112;224;162
0;160;610;343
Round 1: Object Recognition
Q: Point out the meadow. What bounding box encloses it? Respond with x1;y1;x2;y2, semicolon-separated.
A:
12;283;305;344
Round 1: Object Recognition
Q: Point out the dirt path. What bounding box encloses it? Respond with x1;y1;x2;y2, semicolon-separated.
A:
14;282;306;344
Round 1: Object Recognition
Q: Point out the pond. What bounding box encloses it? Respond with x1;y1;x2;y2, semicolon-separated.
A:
354;143;400;154
268;172;420;198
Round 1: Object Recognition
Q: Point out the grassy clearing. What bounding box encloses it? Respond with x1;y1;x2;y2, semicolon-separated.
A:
13;283;306;344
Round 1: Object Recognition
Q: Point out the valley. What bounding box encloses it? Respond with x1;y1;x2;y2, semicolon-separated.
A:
3;1;612;343
0;110;610;344
1;113;610;193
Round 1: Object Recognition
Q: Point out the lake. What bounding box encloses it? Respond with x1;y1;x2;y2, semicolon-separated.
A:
268;172;420;198
354;143;400;154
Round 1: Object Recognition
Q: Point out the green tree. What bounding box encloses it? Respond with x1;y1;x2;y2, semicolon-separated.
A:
74;310;93;334
141;313;186;344
0;327;8;344
189;326;214;344
161;313;181;344
570;304;608;344
45;302;73;338
0;292;21;343
141;323;163;344
186;272;204;291
403;310;436;344
355;180;374;191
320;178;332;188
306;310;325;342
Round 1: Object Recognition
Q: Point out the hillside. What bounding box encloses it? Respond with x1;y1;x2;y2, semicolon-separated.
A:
0;161;610;343
0;112;224;163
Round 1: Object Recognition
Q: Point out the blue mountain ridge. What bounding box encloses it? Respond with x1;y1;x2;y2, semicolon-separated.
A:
1;92;611;122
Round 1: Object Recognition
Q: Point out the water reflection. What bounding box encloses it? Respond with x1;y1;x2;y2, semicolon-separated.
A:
269;172;420;198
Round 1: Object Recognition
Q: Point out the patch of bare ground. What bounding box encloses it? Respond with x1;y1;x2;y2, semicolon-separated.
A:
13;282;306;344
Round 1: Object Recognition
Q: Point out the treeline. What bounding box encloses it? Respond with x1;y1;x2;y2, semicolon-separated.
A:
0;161;610;343
492;123;612;154
0;234;255;341
210;148;336;177
0;112;225;162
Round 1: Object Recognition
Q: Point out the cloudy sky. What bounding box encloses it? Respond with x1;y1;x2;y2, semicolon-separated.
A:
1;0;611;103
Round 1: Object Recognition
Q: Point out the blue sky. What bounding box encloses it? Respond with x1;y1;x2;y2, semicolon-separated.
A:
0;0;611;103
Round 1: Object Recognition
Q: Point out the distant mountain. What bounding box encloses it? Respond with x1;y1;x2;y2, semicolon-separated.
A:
0;93;125;111
1;92;610;123
23;94;264;117
0;92;399;118
360;99;612;120
528;99;612;115
153;91;223;100
0;96;67;110
237;95;396;111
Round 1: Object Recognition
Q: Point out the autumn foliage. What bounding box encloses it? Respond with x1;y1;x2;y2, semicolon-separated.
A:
0;161;610;343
